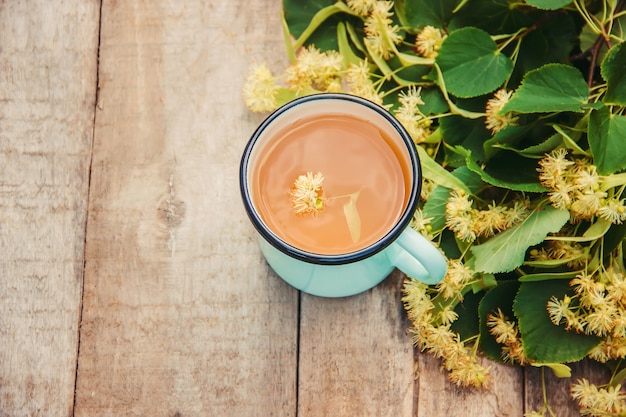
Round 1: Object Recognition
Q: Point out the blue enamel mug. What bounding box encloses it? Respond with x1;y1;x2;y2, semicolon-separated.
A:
240;93;447;297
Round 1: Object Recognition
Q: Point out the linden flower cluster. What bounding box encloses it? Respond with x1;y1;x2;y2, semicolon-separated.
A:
345;59;386;107
415;25;447;59
393;86;432;144
485;89;519;134
243;49;387;113
285;45;344;93
547;266;626;363
362;1;403;59
486;308;529;365
529;239;588;270
402;261;490;388
445;190;530;243
571;378;626;416
538;149;626;224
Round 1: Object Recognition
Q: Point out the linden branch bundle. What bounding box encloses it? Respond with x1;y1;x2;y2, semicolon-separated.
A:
243;1;626;415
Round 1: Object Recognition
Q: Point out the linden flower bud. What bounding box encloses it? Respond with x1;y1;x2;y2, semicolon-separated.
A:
290;172;325;215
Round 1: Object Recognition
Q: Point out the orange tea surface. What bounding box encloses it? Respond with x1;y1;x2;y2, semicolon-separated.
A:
252;113;410;255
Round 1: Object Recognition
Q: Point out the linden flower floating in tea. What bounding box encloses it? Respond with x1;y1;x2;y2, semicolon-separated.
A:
290;171;362;242
290;171;326;215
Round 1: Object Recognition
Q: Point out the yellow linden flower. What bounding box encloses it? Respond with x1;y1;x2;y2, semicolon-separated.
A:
485;89;519;134
571;378;626;415
598;197;626;224
345;60;387;106
537;148;575;189
242;63;279;112
364;1;402;59
410;208;434;240
285;45;324;93
437;259;474;300
487;308;518;345
394;86;432;143
290;172;325;215
472;203;509;238
415;25;446;58
346;0;377;16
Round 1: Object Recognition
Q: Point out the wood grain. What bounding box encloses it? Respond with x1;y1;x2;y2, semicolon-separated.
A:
524;359;611;416
74;1;298;416
298;271;416;416
0;1;100;415
416;354;523;416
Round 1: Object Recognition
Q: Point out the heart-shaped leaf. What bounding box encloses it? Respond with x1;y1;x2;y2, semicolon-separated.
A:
588;105;626;175
601;42;626;106
501;63;588;113
396;0;458;31
514;280;601;363
435;27;514;98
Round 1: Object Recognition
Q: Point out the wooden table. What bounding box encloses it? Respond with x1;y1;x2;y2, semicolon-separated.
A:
1;1;607;416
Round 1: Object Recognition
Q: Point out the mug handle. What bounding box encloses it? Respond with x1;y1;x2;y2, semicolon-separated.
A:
388;227;447;285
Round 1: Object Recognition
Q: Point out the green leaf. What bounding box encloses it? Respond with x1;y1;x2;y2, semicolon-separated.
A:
580;12;626;66
419;87;449;115
531;363;572;378
478;280;521;362
509;11;577;86
604;223;626;255
518;270;581;282
396;0;459;31
440;115;490;161
494;133;562;158
588;105;626;175
501;64;589;113
471;205;570;274
416;145;471;193
422;167;484;232
451;290;483;341
514;280;601;363
435;27;514;98
283;0;357;51
609;367;626;388
525;0;572;10
454;146;547;192
484;125;534;161
449;0;534;35
601;42;626;106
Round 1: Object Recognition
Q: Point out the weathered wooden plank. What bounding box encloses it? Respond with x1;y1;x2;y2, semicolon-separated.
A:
0;1;100;415
524;359;611;416
416;354;524;416
297;271;416;416
74;1;298;416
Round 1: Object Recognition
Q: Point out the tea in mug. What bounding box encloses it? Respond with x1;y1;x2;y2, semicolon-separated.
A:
251;112;411;255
